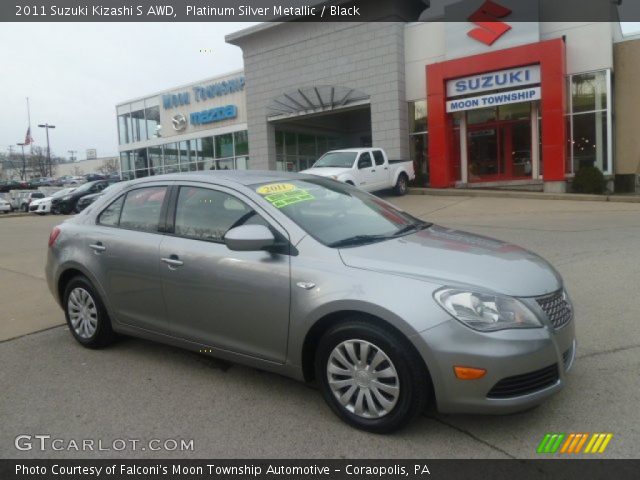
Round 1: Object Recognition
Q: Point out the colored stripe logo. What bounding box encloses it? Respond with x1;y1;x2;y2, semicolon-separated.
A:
537;433;613;454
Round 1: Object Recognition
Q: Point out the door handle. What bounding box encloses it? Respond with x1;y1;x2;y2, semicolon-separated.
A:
384;167;389;170
89;242;106;253
371;169;376;172
161;256;184;268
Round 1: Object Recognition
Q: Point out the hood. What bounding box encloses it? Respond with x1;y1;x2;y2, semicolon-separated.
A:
30;197;51;206
338;225;562;297
300;167;352;178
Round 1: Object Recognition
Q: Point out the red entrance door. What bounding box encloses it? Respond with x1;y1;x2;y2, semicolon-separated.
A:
467;115;532;182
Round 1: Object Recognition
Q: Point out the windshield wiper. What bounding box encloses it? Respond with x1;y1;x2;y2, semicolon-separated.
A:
328;234;390;248
393;221;432;237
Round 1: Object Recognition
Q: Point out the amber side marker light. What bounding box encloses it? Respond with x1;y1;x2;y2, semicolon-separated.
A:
454;366;487;380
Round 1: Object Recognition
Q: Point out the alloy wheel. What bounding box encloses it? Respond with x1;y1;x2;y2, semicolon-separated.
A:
326;339;400;419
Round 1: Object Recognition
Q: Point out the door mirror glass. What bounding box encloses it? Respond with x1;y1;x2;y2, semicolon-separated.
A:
224;225;275;251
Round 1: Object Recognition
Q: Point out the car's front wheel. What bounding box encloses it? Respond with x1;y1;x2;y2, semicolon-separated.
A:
63;276;117;348
315;318;429;433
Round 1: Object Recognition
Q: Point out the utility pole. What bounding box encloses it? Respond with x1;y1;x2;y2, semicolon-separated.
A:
17;143;27;180
68;150;77;163
37;123;56;177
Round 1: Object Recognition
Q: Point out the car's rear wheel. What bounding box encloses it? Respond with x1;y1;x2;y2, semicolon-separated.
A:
63;276;117;348
315;318;429;433
394;173;409;196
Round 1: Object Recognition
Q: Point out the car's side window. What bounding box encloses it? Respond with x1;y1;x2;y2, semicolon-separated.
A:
373;150;385;166
173;186;267;243
358;152;373;169
119;186;167;233
98;195;125;227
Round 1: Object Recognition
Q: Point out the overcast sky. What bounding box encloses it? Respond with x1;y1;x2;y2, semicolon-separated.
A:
0;23;256;160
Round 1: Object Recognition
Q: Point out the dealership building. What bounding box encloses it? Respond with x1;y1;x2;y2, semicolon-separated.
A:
117;15;640;193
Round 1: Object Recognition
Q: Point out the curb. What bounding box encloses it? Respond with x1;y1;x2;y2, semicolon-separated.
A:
408;188;640;203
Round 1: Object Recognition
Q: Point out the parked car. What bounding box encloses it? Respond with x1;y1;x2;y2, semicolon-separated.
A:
75;182;121;212
51;180;110;214
30;187;76;215
19;191;45;211
301;148;415;196
84;173;106;182
0;197;12;213
0;180;23;192
46;172;575;433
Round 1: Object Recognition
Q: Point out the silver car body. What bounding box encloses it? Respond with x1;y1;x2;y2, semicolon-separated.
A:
46;171;575;414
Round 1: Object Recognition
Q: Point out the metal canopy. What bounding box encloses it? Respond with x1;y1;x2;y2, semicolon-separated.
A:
267;86;370;118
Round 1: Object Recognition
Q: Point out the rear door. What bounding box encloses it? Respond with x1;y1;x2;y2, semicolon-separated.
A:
158;183;291;363
87;183;170;334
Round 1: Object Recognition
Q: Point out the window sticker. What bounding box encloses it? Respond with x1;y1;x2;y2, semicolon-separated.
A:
256;183;296;195
257;183;314;209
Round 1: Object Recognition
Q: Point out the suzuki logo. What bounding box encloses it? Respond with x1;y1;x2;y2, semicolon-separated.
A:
467;0;512;46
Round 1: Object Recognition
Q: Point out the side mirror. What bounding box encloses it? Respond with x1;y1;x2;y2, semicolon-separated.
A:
224;225;276;252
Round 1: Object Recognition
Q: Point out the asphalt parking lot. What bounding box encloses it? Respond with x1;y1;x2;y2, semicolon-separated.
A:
1;195;639;459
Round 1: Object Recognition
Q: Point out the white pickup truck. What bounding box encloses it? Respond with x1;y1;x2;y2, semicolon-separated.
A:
300;148;415;195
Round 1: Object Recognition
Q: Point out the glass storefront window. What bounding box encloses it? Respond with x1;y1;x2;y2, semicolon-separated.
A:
571;71;607;114
131;109;146;143
234;131;248;156
215;134;234;159
409;100;427;134
145;106;160;139
164;142;179;173
148;146;163;176
499;102;530;121
467;107;497;125
200;137;215;170
118;114;131;145
572;111;608;173
120;151;133;172
134;148;149;178
566;70;610;174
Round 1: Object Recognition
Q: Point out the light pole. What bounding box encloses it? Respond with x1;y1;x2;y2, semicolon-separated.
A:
37;123;56;176
68;150;77;162
16;142;27;181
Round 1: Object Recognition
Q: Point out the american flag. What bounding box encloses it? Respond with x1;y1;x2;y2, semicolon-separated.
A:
24;127;34;145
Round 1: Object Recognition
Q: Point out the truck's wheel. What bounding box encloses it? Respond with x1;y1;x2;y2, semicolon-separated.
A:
394;174;409;196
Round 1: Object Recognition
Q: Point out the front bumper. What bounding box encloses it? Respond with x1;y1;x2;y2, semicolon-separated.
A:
414;314;575;414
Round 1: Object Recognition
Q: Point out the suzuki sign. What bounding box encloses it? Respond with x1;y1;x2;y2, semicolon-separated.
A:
447;65;541;98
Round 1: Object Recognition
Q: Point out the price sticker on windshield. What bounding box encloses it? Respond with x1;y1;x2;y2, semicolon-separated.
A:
257;183;314;208
256;183;296;195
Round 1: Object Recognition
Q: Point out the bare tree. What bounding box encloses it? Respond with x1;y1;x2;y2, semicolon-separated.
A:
28;146;50;178
97;157;120;175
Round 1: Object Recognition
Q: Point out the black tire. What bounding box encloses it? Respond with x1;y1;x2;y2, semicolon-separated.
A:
393;173;409;196
315;317;429;433
63;275;117;348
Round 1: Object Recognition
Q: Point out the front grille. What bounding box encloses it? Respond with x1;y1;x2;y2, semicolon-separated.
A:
29;204;38;211
536;290;572;329
487;364;559;399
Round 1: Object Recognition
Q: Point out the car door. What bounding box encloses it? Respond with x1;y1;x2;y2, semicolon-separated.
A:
371;150;389;189
158;183;291;363
355;151;377;191
87;184;170;334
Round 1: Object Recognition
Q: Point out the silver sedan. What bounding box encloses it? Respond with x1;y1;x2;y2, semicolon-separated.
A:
45;171;575;432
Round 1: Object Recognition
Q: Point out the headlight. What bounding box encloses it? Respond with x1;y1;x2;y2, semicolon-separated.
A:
62;195;72;201
329;175;338;180
434;288;542;332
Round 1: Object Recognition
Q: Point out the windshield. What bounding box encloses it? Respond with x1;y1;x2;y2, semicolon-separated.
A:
75;182;98;193
313;152;357;169
252;178;430;247
32;193;45;198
